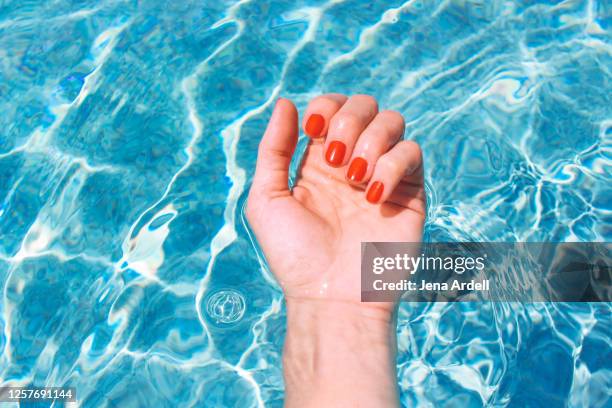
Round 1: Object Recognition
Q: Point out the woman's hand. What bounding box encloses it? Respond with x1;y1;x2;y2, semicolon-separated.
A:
246;94;425;407
246;94;425;308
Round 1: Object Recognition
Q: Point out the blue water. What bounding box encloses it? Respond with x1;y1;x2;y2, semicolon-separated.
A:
0;0;611;407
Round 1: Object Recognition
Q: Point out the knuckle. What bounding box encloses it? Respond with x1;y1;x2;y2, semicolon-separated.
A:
330;112;362;130
378;157;402;173
318;93;347;104
309;94;346;111
262;146;292;161
379;110;405;129
351;94;378;109
400;140;423;157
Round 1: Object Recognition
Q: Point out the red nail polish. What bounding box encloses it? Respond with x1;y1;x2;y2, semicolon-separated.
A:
366;181;384;203
305;114;325;138
347;157;368;182
325;141;346;167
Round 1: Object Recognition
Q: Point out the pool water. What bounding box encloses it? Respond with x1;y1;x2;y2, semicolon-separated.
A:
1;1;610;407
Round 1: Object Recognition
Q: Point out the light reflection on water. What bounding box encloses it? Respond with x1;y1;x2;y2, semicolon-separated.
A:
0;1;610;406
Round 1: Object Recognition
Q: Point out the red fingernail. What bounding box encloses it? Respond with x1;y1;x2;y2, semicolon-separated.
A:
305;114;325;138
366;181;384;203
347;157;368;182
325;141;346;167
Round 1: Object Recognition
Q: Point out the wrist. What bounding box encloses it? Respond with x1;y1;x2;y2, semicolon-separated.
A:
285;297;396;338
283;297;399;407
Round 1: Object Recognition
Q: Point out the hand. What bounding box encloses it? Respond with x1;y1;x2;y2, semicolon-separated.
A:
246;94;426;408
246;94;425;313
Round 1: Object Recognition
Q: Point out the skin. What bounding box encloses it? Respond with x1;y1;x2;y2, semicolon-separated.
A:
246;94;426;408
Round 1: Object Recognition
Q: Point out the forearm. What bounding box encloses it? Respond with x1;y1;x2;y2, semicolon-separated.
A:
283;298;400;408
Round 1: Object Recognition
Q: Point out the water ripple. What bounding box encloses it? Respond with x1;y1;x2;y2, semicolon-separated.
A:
0;0;610;407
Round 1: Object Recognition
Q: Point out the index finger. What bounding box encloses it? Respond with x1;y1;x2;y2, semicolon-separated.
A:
302;93;348;139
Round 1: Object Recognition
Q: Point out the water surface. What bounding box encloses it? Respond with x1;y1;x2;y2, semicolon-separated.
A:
0;1;611;407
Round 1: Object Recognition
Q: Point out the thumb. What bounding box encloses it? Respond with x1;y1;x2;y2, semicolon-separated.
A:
252;98;299;196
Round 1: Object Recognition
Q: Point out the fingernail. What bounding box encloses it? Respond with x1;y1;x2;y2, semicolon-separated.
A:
305;114;325;138
366;181;384;203
347;157;368;182
325;141;346;167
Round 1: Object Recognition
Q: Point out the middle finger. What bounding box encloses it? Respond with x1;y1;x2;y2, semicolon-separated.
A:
323;94;379;167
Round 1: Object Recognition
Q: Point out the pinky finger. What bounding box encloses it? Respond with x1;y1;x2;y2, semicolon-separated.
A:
365;140;424;209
